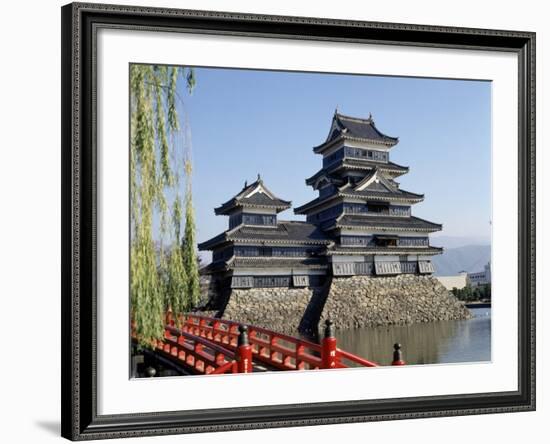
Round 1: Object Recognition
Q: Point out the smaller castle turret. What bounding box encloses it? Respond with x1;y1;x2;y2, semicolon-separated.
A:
199;177;331;289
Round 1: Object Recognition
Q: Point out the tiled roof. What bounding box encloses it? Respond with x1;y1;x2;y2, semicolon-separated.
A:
338;158;409;173
230;257;328;269
200;256;328;274
329;215;442;232
232;221;330;242
214;177;291;215
305;159;409;185
294;188;424;214
198;221;333;250
332;113;398;143
314;112;398;152
327;245;443;255
199;260;229;274
339;188;423;201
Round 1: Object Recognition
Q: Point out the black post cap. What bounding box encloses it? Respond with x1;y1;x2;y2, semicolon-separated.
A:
324;319;335;338
238;324;249;346
393;343;403;362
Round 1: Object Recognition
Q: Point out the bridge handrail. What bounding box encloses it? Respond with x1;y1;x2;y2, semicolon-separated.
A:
182;314;324;367
165;326;235;358
184;314;321;350
209;360;237;375
139;312;387;375
156;326;236;375
180;314;380;370
184;313;322;350
337;349;378;368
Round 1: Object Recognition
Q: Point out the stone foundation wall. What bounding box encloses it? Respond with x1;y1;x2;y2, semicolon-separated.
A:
212;275;471;336
222;287;315;335
319;274;471;330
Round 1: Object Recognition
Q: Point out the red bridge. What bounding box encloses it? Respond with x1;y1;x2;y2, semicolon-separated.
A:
132;314;405;376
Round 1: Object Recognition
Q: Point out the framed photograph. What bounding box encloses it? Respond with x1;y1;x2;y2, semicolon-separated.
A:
61;2;535;440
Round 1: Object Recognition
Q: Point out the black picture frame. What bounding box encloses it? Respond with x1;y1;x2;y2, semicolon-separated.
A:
61;2;536;440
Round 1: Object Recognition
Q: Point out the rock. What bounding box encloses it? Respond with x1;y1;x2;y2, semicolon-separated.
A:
221;287;315;335
319;275;471;330
198;274;471;335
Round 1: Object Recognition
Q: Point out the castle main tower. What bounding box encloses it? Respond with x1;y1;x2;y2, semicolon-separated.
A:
294;111;443;277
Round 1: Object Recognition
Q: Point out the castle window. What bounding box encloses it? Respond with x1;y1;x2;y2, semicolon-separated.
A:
242;213;276;226
374;235;398;247
398;237;429;247
367;202;390;214
253;276;291;287
231;276;253;288
293;275;309;287
258;246;272;256
340;235;373;246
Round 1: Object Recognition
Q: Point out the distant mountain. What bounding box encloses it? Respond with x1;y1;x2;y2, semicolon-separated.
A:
432;244;491;276
430;235;491;249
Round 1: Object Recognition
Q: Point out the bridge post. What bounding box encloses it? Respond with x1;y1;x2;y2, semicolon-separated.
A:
321;320;338;369
165;310;174;327
237;325;253;373
391;343;406;366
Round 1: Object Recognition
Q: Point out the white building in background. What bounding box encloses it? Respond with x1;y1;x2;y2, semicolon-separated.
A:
437;271;468;290
467;262;491;287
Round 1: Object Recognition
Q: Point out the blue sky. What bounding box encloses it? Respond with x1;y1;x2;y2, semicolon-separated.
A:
168;67;491;251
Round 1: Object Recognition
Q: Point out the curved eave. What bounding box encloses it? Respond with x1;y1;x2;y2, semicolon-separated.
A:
294;195;337;214
326;216;443;232
229;257;329;270
327;246;443;256
198;223;246;250
214;201;292;215
335;112;399;142
337;160;409;177
230;264;328;271
313;134;398;154
199;235;331;249
229;238;331;246
200;260;231;274
305;172;328;186
198;235;230;251
333;224;441;232
305;161;410;187
294;190;424;214
304;171;330;187
339;191;424;203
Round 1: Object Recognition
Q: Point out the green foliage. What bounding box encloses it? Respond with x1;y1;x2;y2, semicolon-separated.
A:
182;160;201;308
163;196;189;324
451;284;491;302
130;64;197;347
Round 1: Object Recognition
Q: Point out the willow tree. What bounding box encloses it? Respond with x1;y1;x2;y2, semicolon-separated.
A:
183;159;201;307
130;64;196;347
164;196;188;322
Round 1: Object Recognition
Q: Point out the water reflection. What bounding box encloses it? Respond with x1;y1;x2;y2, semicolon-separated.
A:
335;308;491;366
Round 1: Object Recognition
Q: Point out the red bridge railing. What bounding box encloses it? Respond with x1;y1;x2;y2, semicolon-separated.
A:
135;314;405;376
161;327;238;374
134;321;266;375
176;314;382;371
132;325;243;375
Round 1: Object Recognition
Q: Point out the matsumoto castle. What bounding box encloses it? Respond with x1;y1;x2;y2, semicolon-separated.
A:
199;111;443;290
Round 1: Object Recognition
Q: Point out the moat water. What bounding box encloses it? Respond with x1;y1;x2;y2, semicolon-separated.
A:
333;307;491;366
133;308;491;377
